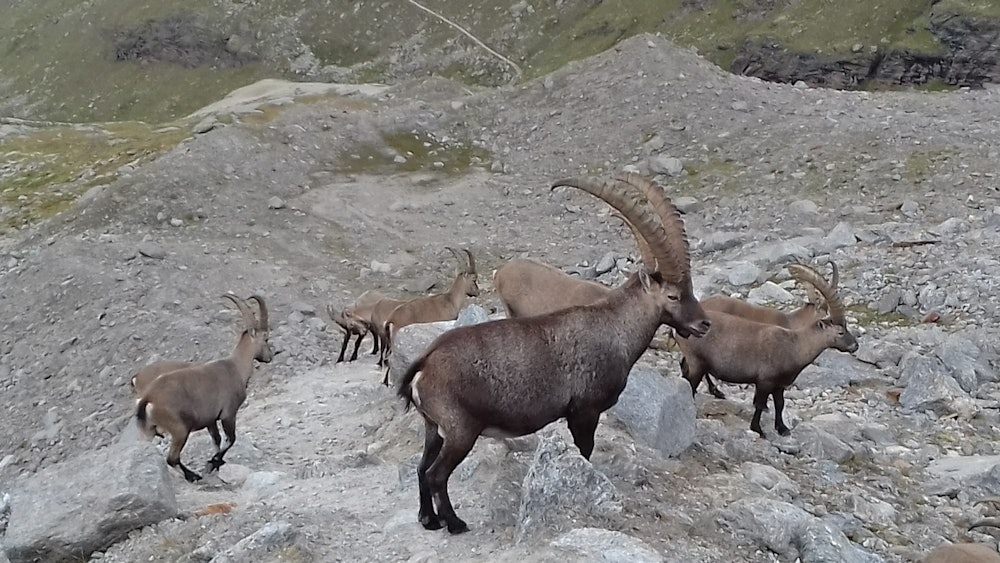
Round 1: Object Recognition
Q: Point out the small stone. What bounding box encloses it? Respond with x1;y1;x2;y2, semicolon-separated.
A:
393;155;408;164
648;154;684;176
851;43;864;53
731;100;749;112
192;116;217;134
900;200;920;217
877;290;900;314
137;243;166;260
673;196;701;214
267;197;286;210
169;218;183;227
789;199;819;215
727;262;761;286
490;161;505;173
370;260;392;274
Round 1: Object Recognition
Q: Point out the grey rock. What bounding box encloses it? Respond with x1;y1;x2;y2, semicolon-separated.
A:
370;260;392;274
698;232;746;253
595;252;618;275
824;222;857;250
648;154;684;176
925;455;1000;498
2;442;176;563
854;339;906;368
844;495;896;528
609;368;695;458
747;281;795;305
516;430;622;542
877;289;901;314
789;199;819;215
267;196;286;210
742;462;800;497
291;302;316;317
727;261;761;286
241;471;287;501
715;497;812;556
209;521;294;563
933;217;971;238
900;200;921;217
796;351;879;390
898;353;975;417
386;320;454;387
798;519;885;563
918;283;947;311
747;240;814;266
673;196;701;214
455;304;490;327
550;528;663;563
137;243;166;260
169;218;184;227
935;334;994;392
193;116;217;134
794;423;856;464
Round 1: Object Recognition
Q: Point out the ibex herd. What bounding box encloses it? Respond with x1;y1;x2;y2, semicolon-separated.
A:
124;172;993;560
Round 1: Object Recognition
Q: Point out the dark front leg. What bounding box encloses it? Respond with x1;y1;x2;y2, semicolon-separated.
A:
772;388;791;436
369;330;380;355
166;431;202;482
349;332;365;361
208;417;237;472
337;331;351;363
567;413;601;460
750;386;769;438
704;374;726;399
417;418;445;530
426;429;478;534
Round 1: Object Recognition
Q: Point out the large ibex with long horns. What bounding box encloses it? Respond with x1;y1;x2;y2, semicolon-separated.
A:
396;173;710;535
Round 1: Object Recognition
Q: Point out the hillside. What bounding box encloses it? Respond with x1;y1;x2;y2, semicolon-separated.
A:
1;34;1000;562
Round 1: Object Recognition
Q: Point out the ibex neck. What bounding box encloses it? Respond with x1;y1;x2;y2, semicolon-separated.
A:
603;277;664;364
445;275;469;308
231;331;258;384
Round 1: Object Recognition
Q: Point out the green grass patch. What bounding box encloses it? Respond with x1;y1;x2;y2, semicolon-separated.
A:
337;131;491;175
0;122;189;232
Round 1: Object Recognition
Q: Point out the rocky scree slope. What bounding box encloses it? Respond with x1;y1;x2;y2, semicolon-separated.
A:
0;34;999;562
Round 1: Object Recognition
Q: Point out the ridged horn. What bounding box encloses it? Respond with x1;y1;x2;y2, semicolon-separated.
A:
222;293;256;329
248;294;269;330
787;264;845;324
552;176;689;284
610;211;656;270
445;246;464;272
615;173;692;281
463;248;476;274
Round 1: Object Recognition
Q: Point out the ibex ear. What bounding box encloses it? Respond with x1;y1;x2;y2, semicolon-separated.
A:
638;268;653;291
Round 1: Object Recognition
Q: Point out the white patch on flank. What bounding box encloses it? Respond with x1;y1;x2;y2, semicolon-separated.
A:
410;370;424;407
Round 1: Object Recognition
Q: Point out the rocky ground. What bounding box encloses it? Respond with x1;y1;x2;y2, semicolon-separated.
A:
2;34;1000;562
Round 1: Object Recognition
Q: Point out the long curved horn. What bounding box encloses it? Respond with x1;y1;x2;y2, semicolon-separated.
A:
222;294;256;329
552;176;690;284
445;246;464;272
787;264;845;324
610;211;656;271
615;173;692;280
248;294;269;330
830;260;839;289
970;518;1000;530
462;248;476;274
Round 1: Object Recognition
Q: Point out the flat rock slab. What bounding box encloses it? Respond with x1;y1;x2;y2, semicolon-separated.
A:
2;442;177;563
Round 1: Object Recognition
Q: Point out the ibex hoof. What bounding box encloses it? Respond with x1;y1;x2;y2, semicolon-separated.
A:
446;518;469;535
184;471;203;483
420;514;444;530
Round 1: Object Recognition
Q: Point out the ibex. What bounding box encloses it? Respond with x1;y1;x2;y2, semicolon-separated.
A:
327;290;386;363
397;173;710;534
135;294;273;482
381;247;480;383
676;264;858;438
493;258;611;318
695;262;840;399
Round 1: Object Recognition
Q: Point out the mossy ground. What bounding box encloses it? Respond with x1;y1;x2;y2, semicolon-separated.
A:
0;122;189;232
337;131;491;175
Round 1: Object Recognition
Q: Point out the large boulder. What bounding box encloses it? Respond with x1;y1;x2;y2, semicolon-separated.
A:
515;430;622;542
609;368;696;458
2;442;177;563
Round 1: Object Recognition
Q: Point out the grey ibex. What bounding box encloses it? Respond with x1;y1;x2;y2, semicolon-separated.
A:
397;173;710;534
135;294;273;482
380;247;479;382
695;262;840;399
676;264;857;438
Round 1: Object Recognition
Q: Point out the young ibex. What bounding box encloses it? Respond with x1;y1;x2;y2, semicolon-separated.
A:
327;290;386;363
676;264;858;438
493;258;611;318
397;173;710;534
695;262;840;399
381;247;480;382
135;294;273;482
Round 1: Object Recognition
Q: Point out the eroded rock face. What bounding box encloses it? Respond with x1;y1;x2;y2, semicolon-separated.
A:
2;442;177;563
732;10;1000;89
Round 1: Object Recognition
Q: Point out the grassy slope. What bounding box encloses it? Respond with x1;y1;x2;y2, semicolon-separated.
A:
0;0;983;124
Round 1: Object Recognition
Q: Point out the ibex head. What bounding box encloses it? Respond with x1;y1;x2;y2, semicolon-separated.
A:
787;263;857;353
222;293;274;363
446;246;480;297
551;173;710;339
